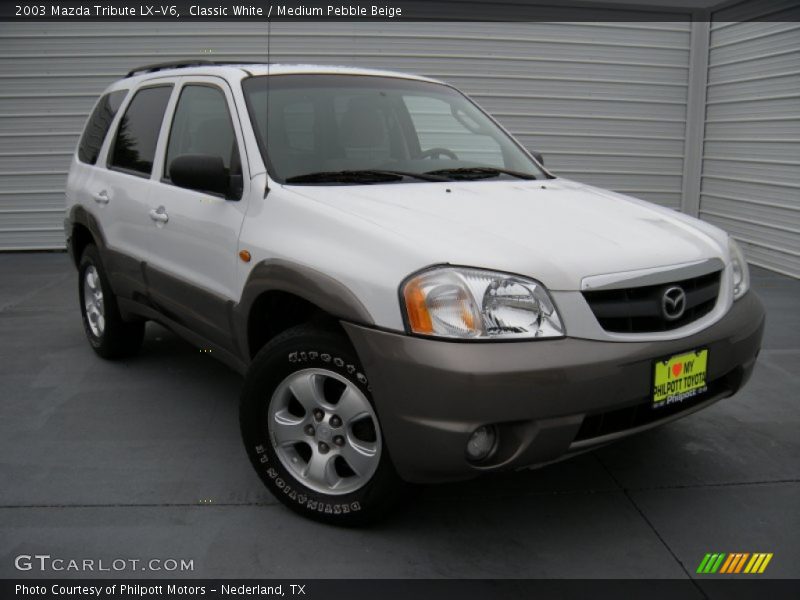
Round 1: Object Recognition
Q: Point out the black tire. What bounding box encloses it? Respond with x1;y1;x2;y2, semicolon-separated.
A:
78;244;145;359
240;322;404;526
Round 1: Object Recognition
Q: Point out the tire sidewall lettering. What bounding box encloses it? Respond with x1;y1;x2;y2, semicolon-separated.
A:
286;351;370;392
261;455;362;514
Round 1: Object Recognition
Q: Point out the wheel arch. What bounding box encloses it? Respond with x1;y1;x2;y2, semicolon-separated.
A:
67;205;106;268
237;259;375;361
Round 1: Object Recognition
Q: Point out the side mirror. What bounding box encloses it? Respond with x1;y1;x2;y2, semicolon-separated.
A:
169;154;230;197
529;150;544;166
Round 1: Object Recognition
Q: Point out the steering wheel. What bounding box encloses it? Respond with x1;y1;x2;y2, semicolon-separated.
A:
418;147;459;160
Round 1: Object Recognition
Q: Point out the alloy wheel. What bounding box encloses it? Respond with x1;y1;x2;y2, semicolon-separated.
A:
83;265;105;337
268;368;381;495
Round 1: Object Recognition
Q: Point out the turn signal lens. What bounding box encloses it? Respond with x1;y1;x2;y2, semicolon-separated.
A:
728;237;750;300
401;267;564;340
404;279;434;334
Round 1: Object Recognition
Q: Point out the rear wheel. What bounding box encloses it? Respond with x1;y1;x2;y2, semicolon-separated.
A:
240;323;404;525
78;244;144;359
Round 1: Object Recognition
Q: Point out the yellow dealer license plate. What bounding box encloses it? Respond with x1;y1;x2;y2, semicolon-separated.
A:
653;349;709;407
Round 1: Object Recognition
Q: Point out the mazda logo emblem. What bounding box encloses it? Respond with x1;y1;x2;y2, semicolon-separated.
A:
662;286;686;321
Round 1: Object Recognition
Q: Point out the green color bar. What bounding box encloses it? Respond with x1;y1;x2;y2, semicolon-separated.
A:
703;554;719;573
697;554;713;573
710;553;726;573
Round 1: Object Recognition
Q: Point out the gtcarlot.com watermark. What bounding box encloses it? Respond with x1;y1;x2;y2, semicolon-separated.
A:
15;554;194;573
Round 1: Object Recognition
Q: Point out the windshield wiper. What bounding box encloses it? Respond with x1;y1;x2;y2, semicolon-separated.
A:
372;169;450;182
285;169;447;184
423;167;537;181
285;170;401;184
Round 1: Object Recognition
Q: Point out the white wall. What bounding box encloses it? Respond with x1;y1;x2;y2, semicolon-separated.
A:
698;0;800;277
271;21;693;210
0;10;797;278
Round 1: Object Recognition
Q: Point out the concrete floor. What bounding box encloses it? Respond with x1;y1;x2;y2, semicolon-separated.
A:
0;252;798;583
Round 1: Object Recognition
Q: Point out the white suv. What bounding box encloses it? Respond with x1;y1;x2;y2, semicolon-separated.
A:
65;61;764;524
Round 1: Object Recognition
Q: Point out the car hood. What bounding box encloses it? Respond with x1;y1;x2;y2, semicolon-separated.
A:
283;178;728;291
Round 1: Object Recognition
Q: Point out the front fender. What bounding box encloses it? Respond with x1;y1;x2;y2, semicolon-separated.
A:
233;258;375;361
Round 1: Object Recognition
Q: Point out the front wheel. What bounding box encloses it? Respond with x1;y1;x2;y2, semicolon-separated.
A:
240;323;404;525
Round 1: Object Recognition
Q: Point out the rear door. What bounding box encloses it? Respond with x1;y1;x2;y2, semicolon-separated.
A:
85;82;175;299
145;76;249;350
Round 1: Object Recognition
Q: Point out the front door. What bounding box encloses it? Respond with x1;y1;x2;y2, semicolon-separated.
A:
145;77;249;351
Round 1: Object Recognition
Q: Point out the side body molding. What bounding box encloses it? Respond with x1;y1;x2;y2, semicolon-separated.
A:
233;259;375;360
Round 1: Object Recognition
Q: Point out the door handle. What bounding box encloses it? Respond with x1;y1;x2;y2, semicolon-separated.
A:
92;190;109;204
149;206;169;224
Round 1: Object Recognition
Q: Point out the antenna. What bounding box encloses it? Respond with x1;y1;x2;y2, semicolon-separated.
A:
265;18;272;195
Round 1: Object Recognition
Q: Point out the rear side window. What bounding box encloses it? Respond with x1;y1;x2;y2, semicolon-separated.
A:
109;86;172;176
78;90;127;165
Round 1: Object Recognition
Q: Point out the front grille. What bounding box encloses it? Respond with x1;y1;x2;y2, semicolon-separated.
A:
582;270;721;333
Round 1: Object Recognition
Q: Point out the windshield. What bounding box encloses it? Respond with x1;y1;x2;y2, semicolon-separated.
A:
242;74;548;184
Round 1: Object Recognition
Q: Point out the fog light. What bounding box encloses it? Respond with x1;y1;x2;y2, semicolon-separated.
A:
466;426;496;461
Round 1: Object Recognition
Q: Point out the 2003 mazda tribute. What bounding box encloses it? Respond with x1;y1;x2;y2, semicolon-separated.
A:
65;62;764;524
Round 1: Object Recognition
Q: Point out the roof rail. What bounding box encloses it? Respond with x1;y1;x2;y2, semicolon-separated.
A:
125;60;215;78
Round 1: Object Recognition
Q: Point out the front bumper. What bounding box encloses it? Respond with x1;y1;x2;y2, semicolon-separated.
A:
343;292;765;484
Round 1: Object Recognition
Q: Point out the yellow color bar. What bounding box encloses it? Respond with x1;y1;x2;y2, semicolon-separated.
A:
744;554;761;574
758;553;773;574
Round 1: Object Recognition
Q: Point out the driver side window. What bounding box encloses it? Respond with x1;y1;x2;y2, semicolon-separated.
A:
403;95;503;167
165;84;242;198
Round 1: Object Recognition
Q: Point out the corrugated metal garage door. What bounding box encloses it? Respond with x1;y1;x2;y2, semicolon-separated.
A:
0;20;691;250
0;23;270;250
270;22;692;210
700;0;800;277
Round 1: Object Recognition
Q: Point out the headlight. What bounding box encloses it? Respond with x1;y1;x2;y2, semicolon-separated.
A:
401;266;564;340
728;237;750;300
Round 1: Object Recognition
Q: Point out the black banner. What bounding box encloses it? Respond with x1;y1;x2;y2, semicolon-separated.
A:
4;579;800;600
2;0;800;22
